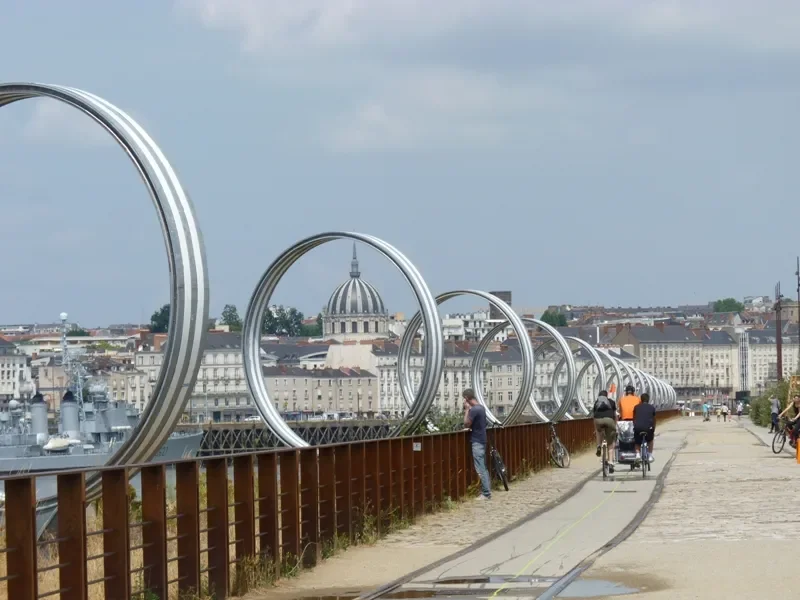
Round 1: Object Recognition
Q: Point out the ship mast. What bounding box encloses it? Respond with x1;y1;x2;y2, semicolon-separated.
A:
60;312;85;412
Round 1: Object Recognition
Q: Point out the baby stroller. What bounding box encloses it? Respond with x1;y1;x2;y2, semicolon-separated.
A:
616;421;640;470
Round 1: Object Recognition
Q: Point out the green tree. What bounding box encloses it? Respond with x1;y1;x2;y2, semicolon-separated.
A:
713;298;745;312
66;328;90;337
300;313;323;337
540;310;567;327
149;304;170;333
261;305;306;337
220;304;243;332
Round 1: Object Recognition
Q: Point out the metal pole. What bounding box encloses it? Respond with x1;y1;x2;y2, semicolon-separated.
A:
796;257;800;374
776;281;783;382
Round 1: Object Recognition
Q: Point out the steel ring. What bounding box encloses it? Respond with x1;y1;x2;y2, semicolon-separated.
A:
529;337;577;421
0;83;209;506
553;336;607;417
594;349;625;400
242;233;443;446
398;290;535;427
469;317;571;423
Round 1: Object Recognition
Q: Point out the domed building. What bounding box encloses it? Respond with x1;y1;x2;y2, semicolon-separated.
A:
322;245;389;340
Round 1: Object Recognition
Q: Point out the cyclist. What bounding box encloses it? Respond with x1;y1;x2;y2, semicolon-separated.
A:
633;392;656;462
778;394;800;447
592;390;617;473
618;385;640;421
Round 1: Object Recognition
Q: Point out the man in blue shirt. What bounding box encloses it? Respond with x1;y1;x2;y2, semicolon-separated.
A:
463;388;491;500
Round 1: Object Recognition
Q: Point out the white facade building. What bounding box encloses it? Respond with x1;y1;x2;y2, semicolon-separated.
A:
0;338;34;400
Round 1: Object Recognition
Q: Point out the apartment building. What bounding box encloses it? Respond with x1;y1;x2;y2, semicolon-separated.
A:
0;338;34;401
262;365;377;414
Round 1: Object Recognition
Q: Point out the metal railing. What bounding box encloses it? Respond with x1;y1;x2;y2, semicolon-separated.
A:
0;411;680;600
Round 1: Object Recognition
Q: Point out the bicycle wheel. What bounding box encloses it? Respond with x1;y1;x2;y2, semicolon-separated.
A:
550;438;570;468
641;446;648;478
493;450;509;491
601;443;609;480
772;430;787;454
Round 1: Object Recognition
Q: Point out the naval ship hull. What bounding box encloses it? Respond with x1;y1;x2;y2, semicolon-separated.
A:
0;431;204;475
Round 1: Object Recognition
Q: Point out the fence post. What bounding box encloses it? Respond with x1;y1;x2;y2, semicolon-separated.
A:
102;469;130;600
176;461;201;597
58;472;87;600
5;477;37;600
141;464;168;599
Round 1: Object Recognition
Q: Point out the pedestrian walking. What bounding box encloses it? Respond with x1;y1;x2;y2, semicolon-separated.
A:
736;401;744;419
769;396;780;433
462;388;491;500
721;403;729;422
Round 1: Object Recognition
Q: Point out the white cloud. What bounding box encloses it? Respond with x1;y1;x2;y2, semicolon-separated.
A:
22;98;114;148
178;0;800;56
177;0;800;152
322;67;578;152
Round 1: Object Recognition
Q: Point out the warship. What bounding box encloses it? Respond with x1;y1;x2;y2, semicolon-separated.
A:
0;311;202;485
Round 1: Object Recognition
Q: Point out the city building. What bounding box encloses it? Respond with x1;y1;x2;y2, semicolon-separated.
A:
609;324;738;398
262;365;377;415
14;334;134;356
321;245;390;341
0;338;34;401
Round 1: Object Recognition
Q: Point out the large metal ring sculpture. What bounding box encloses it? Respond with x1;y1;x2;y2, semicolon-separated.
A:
242;233;444;447
594;348;625;400
529;333;594;419
0;83;209;507
469;317;573;423
553;336;607;416
398;290;535;426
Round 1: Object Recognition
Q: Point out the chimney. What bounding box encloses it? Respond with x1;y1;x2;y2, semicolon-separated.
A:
655;322;665;332
615;324;623;334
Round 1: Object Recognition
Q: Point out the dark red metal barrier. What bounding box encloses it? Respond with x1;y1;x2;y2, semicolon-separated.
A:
0;411;680;599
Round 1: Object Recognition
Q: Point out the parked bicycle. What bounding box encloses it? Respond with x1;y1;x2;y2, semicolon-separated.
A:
489;423;510;491
548;422;570;468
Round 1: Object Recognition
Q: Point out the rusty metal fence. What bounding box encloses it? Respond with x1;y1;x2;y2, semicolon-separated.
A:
0;412;679;600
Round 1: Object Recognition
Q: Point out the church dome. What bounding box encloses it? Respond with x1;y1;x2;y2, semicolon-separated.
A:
325;244;386;317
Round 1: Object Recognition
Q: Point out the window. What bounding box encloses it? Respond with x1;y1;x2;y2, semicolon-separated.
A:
364;321;370;333
340;322;346;334
351;321;358;333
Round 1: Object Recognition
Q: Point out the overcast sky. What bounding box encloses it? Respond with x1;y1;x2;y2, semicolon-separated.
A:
2;1;800;326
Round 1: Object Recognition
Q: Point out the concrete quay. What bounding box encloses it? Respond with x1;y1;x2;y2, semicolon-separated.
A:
254;415;796;600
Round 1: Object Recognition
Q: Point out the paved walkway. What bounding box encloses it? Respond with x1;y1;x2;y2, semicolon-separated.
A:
581;416;797;599
256;416;797;599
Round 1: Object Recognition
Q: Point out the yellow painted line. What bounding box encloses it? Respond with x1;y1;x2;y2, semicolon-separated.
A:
489;480;622;598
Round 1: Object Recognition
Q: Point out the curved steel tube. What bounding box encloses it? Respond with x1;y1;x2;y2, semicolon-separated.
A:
595;349;625;401
471;317;577;423
399;290;535;427
242;233;443;446
0;82;209;508
553;336;607;416
530;337;578;421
